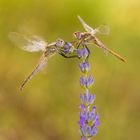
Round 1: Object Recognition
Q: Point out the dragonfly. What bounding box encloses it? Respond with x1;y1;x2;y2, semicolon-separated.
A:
9;32;75;90
73;16;126;62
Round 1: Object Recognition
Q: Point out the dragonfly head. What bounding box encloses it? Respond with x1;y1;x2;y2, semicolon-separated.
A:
55;39;64;47
73;31;82;40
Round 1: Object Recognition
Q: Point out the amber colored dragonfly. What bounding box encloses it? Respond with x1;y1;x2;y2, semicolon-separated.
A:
9;32;70;90
73;16;126;62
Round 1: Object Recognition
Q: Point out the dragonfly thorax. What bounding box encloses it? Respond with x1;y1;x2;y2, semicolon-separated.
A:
81;32;92;40
44;46;56;57
74;31;93;41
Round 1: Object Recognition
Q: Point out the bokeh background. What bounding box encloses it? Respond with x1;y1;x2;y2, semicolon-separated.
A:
0;0;140;140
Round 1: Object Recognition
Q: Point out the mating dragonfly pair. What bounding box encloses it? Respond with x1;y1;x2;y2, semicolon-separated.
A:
9;16;126;90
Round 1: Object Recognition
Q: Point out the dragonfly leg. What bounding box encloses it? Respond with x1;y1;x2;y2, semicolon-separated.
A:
76;40;82;49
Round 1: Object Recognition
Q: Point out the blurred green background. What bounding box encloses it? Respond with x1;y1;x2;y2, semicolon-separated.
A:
0;0;140;140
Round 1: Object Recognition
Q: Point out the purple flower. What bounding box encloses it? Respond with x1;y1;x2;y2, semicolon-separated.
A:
80;76;87;87
86;107;97;122
89;125;98;136
94;113;100;127
64;42;72;54
80;125;98;137
87;76;94;87
80;104;86;112
79;106;99;124
80;91;95;105
77;48;88;58
81;137;86;140
79;105;100;135
79;112;86;126
80;76;94;88
79;62;90;73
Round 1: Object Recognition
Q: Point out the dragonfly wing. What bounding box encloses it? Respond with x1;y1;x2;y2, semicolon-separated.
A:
94;25;110;35
77;15;94;33
9;32;47;52
20;55;47;90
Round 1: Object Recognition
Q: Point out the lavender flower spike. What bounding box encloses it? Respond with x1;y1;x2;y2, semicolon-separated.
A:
77;47;99;140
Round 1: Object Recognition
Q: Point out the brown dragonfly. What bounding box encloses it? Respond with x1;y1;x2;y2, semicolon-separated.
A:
73;16;126;62
9;32;71;90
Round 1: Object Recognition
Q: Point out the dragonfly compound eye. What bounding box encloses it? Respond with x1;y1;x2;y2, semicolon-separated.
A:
73;31;82;40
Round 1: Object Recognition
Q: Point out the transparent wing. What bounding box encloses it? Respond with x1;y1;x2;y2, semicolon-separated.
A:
20;55;47;90
77;15;94;33
9;32;47;52
77;16;110;35
94;25;110;35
